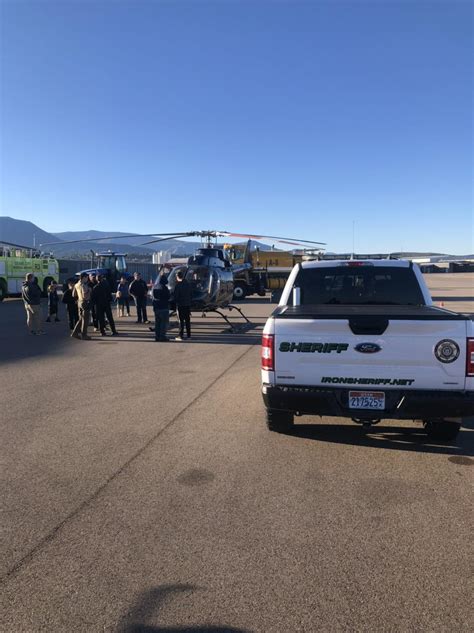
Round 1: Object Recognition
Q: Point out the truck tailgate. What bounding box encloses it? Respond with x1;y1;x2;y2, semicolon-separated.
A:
273;310;468;391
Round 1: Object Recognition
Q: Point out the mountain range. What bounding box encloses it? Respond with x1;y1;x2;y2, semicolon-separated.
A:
0;217;275;258
0;217;201;256
1;217;471;259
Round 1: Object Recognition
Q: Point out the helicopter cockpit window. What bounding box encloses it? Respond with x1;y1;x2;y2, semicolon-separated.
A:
190;266;210;281
188;254;225;268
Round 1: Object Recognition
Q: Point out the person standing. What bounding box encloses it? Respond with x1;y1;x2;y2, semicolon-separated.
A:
88;273;99;331
62;280;79;331
22;273;44;335
129;272;149;324
173;269;192;341
116;276;131;317
92;274;119;336
71;273;92;340
45;281;60;322
152;275;170;342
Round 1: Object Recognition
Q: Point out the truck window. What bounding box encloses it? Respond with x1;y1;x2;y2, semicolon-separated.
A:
294;266;425;306
116;256;127;273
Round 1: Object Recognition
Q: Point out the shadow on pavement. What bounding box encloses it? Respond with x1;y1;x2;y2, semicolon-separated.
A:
0;299;76;364
119;584;252;633
280;422;474;456
0;299;264;358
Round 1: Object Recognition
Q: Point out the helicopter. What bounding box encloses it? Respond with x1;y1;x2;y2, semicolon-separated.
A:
41;230;325;330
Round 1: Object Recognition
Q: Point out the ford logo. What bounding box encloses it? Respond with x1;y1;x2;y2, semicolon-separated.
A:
355;343;382;354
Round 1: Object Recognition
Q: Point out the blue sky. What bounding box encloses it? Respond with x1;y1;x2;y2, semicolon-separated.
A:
1;1;472;254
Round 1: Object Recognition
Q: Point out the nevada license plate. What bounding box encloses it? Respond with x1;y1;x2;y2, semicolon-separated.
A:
348;391;385;410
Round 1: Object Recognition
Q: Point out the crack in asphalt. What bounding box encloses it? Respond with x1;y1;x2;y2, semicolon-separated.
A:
0;345;255;585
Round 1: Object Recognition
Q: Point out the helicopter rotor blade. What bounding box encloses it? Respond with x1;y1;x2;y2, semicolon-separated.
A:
40;229;325;250
217;232;326;247
39;232;195;247
139;234;193;246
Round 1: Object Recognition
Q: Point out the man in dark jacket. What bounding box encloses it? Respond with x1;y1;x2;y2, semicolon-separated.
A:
46;281;60;322
152;275;170;342
173;269;192;341
22;273;43;335
62;280;79;331
88;273;99;331
129;272;149;324
92;275;119;336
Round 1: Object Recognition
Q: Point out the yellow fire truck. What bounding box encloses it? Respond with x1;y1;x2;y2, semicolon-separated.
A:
224;242;309;299
0;242;59;301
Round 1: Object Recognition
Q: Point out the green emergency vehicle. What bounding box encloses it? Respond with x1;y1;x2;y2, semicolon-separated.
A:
0;242;59;301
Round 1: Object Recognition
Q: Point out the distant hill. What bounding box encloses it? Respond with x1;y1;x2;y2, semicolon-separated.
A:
0;219;201;256
46;240;157;257
53;230;201;256
0;216;59;248
54;230;164;247
4;218;469;259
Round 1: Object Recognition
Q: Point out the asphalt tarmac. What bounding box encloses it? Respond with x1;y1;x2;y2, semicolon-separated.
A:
1;274;473;632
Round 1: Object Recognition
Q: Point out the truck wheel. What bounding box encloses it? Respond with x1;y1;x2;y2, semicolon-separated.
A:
424;420;461;442
0;280;7;302
233;283;247;300
266;408;294;433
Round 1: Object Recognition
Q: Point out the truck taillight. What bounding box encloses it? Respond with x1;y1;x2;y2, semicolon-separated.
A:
262;334;274;371
467;339;474;376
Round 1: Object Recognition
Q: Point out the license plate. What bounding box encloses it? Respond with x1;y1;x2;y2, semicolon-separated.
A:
348;391;385;410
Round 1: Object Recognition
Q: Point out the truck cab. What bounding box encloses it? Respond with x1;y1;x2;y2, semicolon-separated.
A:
74;252;132;288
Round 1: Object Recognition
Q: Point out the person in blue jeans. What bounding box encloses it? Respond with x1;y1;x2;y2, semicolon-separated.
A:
116;276;131;317
152;275;170;342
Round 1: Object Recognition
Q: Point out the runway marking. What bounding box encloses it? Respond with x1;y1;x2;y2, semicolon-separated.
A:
0;344;255;585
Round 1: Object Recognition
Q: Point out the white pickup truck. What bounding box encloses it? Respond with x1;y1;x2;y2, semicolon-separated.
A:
261;259;474;441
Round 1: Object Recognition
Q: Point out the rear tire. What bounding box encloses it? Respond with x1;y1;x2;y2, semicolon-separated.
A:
266;408;294;433
424;419;461;442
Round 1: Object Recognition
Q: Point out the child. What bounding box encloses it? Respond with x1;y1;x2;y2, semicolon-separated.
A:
62;279;79;330
116;276;131;317
46;281;60;322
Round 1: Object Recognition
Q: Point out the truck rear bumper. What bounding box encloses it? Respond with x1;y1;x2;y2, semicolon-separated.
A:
262;384;474;420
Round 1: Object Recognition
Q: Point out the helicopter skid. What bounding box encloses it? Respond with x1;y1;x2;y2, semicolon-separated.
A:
210;305;251;333
167;306;251;333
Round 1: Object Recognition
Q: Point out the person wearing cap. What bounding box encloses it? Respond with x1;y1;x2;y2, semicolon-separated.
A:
71;273;92;340
152;275;170;342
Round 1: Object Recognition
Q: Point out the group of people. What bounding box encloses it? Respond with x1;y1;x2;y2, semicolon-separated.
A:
21;269;194;342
